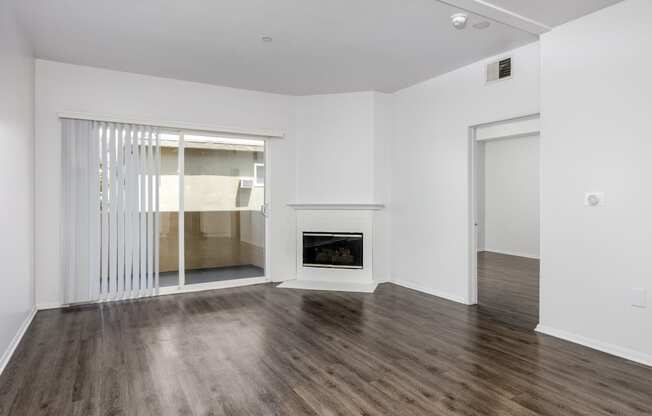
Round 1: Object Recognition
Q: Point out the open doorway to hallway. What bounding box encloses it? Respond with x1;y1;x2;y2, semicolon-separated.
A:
471;115;540;329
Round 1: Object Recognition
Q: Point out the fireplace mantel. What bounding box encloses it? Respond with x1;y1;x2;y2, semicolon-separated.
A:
287;203;385;210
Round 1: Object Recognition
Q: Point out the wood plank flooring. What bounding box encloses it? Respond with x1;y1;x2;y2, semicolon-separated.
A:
477;251;539;330
1;283;651;415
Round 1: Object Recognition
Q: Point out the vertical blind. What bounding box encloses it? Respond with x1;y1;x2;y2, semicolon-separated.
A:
62;119;161;304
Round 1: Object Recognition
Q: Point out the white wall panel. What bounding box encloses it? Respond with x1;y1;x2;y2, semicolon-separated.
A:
539;0;652;364
0;0;35;369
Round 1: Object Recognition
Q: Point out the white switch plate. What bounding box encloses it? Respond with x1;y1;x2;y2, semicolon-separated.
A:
631;288;647;308
585;192;605;207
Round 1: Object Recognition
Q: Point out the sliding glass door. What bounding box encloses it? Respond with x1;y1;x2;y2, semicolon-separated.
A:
158;133;181;287
159;132;266;289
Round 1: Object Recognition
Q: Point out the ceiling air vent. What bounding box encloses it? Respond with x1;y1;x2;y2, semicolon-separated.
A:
486;57;512;83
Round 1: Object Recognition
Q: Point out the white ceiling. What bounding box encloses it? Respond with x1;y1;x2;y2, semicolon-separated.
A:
16;0;620;95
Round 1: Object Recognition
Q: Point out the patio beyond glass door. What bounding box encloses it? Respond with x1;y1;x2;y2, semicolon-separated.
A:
159;132;266;289
182;134;266;286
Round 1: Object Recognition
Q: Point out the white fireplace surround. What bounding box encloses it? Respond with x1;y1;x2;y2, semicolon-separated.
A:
278;203;384;293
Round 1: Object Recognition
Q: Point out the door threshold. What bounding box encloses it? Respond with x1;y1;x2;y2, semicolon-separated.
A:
158;276;269;296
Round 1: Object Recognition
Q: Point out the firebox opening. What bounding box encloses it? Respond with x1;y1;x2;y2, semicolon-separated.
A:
302;232;363;269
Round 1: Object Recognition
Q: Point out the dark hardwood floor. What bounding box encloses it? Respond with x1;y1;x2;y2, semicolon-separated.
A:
477;251;540;330
1;282;651;415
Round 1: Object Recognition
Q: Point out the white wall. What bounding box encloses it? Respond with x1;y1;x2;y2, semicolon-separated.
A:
481;136;540;258
0;0;35;366
35;60;294;307
391;42;540;303
293;92;376;203
372;92;393;282
539;0;652;363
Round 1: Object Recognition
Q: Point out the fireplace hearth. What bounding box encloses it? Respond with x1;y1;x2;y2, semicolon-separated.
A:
303;232;363;269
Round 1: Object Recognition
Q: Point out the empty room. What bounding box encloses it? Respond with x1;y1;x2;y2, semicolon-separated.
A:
1;0;651;415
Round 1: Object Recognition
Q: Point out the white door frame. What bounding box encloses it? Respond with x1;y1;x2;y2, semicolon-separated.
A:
467;113;540;305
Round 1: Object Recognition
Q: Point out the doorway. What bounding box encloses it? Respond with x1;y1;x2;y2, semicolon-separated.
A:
158;131;269;293
470;114;540;329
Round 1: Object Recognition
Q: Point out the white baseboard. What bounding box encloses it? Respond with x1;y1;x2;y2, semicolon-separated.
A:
36;278;272;310
36;302;64;311
0;307;37;376
536;324;652;368
480;248;540;260
271;276;295;283
391;279;471;305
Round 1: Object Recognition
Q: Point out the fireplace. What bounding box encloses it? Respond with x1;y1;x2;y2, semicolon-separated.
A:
303;232;363;269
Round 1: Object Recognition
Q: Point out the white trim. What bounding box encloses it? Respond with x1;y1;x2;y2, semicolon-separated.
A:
36;277;271;310
158;277;269;296
58;111;285;139
0;307;37;376
436;0;551;35
477;131;540;142
468;112;541;307
277;280;377;293
263;139;272;282
36;302;64;310
288;203;385;210
479;249;540;260
471;112;541;130
391;279;471;305
475;114;540;142
468;125;479;305
536;325;652;368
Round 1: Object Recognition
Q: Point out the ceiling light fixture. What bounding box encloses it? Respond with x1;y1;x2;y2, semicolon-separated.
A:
451;13;468;30
261;36;273;43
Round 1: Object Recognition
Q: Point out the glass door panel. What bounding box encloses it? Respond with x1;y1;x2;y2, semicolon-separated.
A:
183;134;265;285
158;133;181;287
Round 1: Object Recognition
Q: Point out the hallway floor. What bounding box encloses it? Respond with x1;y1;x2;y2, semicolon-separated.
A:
477;251;540;330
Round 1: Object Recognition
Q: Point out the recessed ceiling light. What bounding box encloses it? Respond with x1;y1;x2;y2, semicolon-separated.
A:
261;36;273;43
451;13;468;30
473;21;491;30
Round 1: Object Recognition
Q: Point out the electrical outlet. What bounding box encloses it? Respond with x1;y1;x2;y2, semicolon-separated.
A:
631;288;647;308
